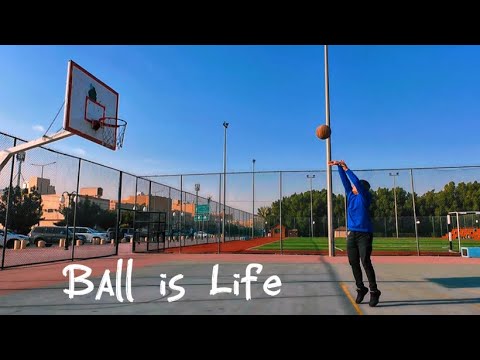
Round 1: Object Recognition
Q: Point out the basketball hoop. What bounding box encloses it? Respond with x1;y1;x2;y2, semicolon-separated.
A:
97;116;127;149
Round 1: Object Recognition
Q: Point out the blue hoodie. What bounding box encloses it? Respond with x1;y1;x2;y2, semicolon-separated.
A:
338;167;373;233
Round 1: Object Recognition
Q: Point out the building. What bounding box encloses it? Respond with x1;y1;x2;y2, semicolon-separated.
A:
29;183;111;226
25;177;55;195
80;187;103;198
334;226;347;238
271;224;286;238
110;193;172;212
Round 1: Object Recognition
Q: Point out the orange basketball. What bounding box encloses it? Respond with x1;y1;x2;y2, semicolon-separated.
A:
316;125;331;140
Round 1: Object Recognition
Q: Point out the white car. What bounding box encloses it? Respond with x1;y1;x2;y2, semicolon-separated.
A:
194;231;209;239
72;227;109;243
0;230;31;248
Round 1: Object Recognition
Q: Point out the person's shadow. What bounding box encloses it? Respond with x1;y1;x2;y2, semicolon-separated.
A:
377;276;480;308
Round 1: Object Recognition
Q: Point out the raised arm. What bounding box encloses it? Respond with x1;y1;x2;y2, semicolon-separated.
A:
328;160;352;194
342;162;369;199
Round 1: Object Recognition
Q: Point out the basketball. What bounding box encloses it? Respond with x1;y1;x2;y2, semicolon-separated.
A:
316;125;331;140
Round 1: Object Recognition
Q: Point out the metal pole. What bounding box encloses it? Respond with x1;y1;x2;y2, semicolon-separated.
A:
70;159;81;257
132;177;138;252
389;172;399;238
447;214;453;251
252;159;255;239
218;173;221;253
431;215;435;237
279;171;283;255
1;138;17;269
457;212;461;252
307;175;315;240
410;169;420;256
195;183;200;245
222;122;228;243
180;175;183;252
344;191;348;231
324;44;335;257
115;171;123;255
15;152;25;188
167;187;171;247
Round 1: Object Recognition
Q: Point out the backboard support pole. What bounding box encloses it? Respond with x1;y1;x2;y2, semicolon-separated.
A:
0;130;73;174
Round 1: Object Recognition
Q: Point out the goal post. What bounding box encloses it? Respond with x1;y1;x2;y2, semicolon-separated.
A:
447;211;480;252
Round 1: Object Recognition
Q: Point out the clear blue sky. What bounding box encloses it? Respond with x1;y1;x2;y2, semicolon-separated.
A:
1;45;479;177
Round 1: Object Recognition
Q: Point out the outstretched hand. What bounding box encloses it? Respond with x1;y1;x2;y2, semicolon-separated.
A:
328;160;348;170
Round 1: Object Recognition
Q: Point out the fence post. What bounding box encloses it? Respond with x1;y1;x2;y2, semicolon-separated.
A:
218;173;221;254
280;171;283;255
115;171;123;255
147;180;152;252
1;138;17;269
71;158;81;260
410;169;420;256
180;175;183;253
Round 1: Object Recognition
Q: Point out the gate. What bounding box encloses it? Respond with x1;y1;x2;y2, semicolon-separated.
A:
132;210;167;253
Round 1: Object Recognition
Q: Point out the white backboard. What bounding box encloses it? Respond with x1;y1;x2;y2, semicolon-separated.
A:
63;60;119;150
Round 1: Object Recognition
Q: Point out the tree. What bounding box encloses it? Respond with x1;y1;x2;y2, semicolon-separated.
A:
0;185;43;234
56;197;116;230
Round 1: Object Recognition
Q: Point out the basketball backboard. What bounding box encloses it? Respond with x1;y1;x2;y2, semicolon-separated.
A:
63;60;123;150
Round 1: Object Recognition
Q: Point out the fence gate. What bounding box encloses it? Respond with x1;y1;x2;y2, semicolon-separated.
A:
132;210;167;253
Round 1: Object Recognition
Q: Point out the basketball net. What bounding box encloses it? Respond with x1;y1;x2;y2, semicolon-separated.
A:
91;117;127;149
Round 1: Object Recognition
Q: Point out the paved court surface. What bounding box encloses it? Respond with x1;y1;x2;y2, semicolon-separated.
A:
1;252;479;315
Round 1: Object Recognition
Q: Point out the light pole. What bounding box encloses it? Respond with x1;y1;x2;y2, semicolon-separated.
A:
15;152;26;188
31;161;56;194
389;172;399;238
222;121;229;243
307;175;315;240
60;191;77;250
195;183;200;243
324;45;335;257
252;158;256;239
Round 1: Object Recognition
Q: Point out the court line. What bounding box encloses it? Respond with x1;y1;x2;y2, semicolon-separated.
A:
340;282;363;315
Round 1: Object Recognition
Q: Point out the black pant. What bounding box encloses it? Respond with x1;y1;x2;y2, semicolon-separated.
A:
347;231;378;291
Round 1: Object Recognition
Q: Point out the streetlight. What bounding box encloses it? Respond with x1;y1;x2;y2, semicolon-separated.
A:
222;121;229;243
15;151;26;188
389;172;399;238
313;220;316;237
307;175;315;240
31;161;56;194
252;159;256;239
60;191;77;250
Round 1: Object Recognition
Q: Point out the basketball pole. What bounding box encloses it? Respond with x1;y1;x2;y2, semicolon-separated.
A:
324;45;335;257
0;130;73;174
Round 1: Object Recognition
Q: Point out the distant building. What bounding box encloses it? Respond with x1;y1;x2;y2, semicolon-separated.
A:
25;177;55;195
334;226;347;238
110;193;172;212
271;224;286;238
80;187;103;198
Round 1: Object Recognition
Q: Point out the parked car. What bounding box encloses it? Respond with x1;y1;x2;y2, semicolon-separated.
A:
29;226;87;247
73;227;109;243
0;230;32;248
194;231;209;239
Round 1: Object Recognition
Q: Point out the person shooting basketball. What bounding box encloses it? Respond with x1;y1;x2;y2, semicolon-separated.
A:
328;160;381;307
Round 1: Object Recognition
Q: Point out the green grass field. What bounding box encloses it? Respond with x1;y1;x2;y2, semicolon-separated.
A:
254;237;480;253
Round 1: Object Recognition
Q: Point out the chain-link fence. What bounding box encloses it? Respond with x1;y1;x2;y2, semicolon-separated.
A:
2;130;480;266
